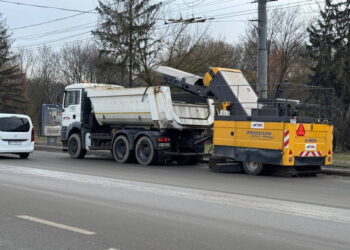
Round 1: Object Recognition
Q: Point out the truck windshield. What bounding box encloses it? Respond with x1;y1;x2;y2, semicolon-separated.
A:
64;90;80;108
0;117;30;132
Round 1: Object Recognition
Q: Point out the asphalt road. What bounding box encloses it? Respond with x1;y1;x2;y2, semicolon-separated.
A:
0;151;350;250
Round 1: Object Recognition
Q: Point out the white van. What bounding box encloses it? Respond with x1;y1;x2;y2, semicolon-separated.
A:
0;113;34;159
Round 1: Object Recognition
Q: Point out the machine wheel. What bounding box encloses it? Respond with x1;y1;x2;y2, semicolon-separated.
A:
19;153;30;159
112;135;132;163
135;136;156;166
243;161;264;175
68;133;87;159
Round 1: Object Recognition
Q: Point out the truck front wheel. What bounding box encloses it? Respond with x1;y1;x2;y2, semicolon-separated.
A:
112;135;132;163
135;136;156;166
243;161;264;175
68;133;86;159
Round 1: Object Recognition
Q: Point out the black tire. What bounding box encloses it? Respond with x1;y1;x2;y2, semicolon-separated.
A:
19;153;30;159
243;161;264;175
112;135;132;163
68;133;87;159
135;136;157;166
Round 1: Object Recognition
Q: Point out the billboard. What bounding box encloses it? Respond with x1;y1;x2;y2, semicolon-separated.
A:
41;104;62;137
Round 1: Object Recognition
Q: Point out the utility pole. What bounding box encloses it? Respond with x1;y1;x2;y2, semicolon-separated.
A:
257;0;268;99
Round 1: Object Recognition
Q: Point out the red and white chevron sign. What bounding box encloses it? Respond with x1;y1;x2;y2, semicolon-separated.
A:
299;151;322;157
283;130;289;148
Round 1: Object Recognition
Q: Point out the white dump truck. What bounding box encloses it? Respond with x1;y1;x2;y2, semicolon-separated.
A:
61;83;214;165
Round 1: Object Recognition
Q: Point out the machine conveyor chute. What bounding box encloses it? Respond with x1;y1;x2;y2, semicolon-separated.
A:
155;66;258;117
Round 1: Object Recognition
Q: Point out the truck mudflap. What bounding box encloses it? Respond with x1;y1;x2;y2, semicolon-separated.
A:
294;156;325;166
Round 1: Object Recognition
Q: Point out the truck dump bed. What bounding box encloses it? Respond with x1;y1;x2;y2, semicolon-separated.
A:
87;86;215;129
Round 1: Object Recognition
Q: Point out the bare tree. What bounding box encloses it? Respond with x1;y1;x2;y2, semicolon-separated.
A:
26;47;64;127
160;25;241;76
59;42;127;85
17;48;35;78
239;7;309;91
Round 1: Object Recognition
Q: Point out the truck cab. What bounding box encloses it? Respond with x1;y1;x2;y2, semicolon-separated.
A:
61;83;122;153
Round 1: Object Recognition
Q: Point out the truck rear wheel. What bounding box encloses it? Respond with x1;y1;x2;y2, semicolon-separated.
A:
68;133;86;159
243;161;264;175
135;136;156;166
112;135;132;163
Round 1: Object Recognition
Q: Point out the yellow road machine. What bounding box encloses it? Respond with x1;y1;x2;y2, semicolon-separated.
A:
157;66;333;176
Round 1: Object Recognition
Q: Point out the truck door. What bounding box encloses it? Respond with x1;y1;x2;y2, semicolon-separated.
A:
62;89;82;127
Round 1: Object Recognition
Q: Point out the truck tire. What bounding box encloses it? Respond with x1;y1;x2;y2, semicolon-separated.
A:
243;161;264;175
68;133;87;159
112;135;132;163
135;136;157;166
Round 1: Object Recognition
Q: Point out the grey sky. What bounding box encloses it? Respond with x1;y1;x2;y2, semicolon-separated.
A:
0;0;323;51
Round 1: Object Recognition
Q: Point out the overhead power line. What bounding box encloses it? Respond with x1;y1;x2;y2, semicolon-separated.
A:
165;16;214;24
0;0;97;13
14;22;97;41
14;31;93;50
171;0;322;22
15;37;95;52
190;1;251;17
10;11;95;31
181;0;207;8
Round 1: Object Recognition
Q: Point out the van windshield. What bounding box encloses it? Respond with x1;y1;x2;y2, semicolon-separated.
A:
0;117;30;132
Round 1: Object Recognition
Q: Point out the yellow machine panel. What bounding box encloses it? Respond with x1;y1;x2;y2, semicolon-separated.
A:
213;120;333;167
214;120;284;150
203;67;241;87
281;123;333;166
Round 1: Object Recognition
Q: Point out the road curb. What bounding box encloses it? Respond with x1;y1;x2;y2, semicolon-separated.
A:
321;167;350;177
200;158;350;177
35;144;112;157
35;145;350;177
35;144;62;152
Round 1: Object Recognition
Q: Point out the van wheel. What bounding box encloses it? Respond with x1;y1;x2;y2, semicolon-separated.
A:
112;135;132;163
243;161;264;175
19;153;30;159
135;136;156;166
68;133;86;159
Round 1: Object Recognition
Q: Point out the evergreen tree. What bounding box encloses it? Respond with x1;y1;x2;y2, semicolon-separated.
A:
93;0;161;87
307;0;350;150
0;14;26;113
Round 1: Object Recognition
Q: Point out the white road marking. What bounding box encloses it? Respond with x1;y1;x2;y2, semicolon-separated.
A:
1;164;350;224
17;215;95;235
